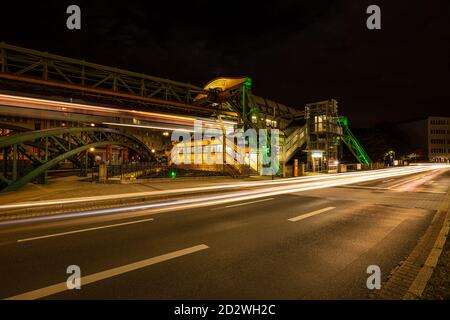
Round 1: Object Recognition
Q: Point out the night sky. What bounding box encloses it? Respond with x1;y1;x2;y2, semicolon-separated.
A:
1;0;449;127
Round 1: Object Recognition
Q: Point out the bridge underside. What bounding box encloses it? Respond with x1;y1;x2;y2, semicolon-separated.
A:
0;127;153;192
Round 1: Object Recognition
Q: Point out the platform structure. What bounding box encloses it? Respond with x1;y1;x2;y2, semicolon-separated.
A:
0;43;372;191
304;100;342;172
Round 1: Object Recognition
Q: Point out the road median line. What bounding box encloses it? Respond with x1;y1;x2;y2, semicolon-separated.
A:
17;217;155;243
288;207;336;222
210;198;275;211
4;244;209;300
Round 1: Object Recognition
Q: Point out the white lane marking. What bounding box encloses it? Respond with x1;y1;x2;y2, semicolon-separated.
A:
412;190;446;195
17;217;155;243
388;176;425;189
210;198;275;211
288;207;336;222
339;185;390;190
4;244;209;300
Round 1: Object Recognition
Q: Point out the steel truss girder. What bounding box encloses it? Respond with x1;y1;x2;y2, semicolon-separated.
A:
0;127;153;192
0;43;204;105
0;43;300;125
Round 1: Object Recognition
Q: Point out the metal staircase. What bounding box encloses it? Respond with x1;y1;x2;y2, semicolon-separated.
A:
281;125;308;163
338;117;372;165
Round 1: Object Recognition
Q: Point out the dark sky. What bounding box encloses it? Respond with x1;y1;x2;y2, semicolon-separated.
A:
1;0;449;127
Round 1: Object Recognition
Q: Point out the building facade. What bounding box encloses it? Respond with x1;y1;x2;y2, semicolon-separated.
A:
398;116;450;162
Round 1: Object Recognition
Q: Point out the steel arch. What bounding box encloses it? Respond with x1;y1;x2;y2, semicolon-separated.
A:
0;127;153;192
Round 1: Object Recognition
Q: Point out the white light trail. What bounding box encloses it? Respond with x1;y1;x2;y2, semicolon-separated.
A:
102;122;195;133
0;165;447;212
0;93;234;130
0;165;448;226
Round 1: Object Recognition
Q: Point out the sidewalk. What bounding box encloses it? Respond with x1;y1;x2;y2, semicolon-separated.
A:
378;189;450;300
0;175;240;205
422;196;450;300
423;233;450;299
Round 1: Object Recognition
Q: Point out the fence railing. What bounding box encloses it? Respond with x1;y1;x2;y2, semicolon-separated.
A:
92;162;228;182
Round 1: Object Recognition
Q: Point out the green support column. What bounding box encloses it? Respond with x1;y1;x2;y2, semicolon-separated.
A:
242;84;246;129
43;136;48;184
80;150;88;177
2;148;7;177
222;132;226;175
12;144;17;181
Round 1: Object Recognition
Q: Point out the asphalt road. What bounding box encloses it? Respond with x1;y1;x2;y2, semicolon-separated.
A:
0;167;449;299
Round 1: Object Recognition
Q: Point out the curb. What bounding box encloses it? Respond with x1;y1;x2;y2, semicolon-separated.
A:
377;189;450;300
403;191;450;300
0;188;234;221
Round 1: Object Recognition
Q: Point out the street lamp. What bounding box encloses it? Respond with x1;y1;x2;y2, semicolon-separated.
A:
386;150;396;166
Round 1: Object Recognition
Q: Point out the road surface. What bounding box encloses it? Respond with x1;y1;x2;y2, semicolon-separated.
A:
0;165;449;299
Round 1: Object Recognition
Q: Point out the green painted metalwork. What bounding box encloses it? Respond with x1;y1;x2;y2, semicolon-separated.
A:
239;77;263;130
338;116;372;165
0;127;153;192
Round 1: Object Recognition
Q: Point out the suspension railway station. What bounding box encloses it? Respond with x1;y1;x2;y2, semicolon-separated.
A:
0;42;372;192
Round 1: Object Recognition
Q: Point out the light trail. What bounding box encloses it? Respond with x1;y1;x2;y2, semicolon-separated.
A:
0;165;447;212
0;93;235;130
1;164;448;226
102;122;195;133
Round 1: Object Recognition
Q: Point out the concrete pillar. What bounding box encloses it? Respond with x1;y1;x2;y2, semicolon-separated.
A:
299;162;305;176
106;145;112;165
98;162;107;182
281;162;286;178
294;159;298;177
